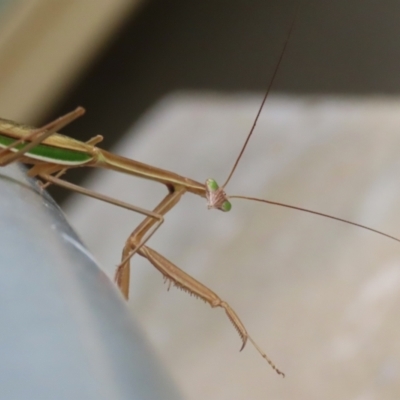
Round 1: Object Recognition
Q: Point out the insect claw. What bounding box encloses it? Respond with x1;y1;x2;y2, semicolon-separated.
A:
239;338;247;352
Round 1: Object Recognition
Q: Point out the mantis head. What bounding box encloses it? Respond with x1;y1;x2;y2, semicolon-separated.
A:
205;179;232;212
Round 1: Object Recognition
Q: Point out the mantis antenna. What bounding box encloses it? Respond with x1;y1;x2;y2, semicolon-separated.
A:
212;3;400;246
221;3;300;190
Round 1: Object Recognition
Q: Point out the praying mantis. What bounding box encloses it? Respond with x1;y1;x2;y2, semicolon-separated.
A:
1;11;400;380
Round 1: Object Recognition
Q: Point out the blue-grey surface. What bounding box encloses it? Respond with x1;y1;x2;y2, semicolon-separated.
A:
0;164;182;400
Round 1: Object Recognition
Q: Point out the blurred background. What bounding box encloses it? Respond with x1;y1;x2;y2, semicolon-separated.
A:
1;0;400;398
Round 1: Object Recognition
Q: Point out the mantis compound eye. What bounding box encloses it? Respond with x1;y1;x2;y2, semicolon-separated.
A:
206;178;219;191
220;200;232;212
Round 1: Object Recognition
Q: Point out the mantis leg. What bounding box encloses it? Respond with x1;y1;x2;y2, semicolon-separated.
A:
38;173;166;277
115;187;186;297
136;242;284;376
0;107;85;166
40;172;164;223
28;163;68;178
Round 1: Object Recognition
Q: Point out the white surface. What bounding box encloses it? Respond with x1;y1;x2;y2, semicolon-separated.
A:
64;93;400;399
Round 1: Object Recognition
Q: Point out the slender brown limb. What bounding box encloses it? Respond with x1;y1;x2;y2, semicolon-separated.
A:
39;174;175;296
115;187;186;298
40;173;162;221
28;163;66;178
137;244;284;376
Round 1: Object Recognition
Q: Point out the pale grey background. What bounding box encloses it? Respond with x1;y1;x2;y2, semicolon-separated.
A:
64;93;400;399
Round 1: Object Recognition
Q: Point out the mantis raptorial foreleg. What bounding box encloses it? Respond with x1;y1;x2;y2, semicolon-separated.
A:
116;187;185;298
137;244;285;376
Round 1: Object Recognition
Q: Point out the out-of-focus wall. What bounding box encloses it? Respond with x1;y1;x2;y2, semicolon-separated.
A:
0;0;142;123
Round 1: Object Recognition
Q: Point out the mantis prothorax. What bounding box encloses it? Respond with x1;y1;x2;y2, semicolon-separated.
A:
1;14;400;379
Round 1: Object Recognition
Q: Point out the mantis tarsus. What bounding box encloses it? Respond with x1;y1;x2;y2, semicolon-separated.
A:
1;14;400;379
